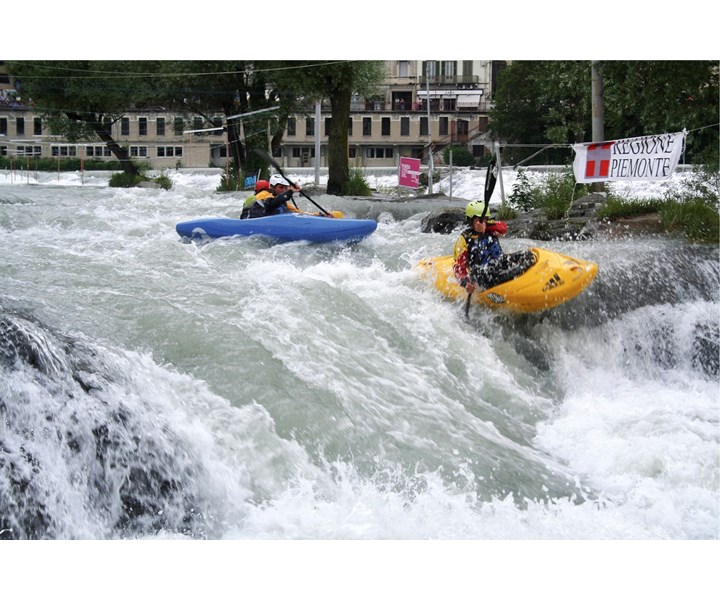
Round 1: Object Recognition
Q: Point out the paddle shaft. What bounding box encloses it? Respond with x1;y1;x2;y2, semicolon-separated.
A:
254;149;330;216
465;159;499;316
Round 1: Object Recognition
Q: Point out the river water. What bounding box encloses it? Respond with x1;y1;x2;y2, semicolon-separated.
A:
1;167;718;593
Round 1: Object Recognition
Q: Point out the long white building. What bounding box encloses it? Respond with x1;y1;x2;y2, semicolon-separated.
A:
0;60;506;170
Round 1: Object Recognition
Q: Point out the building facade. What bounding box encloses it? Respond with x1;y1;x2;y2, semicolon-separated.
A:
0;60;505;170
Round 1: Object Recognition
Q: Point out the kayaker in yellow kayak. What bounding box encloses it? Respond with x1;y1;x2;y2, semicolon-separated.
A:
453;201;535;295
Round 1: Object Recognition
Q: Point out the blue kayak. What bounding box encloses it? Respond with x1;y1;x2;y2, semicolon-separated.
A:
176;213;377;243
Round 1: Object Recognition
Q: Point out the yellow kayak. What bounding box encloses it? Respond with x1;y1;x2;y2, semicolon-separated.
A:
416;247;598;313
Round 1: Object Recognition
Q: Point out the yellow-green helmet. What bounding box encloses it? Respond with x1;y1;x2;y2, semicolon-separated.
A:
465;201;486;220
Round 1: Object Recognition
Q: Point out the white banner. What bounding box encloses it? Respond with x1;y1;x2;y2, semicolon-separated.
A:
572;131;685;183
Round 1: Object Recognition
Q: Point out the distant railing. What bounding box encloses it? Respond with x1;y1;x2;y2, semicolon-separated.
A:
420;75;480;86
349;99;494;113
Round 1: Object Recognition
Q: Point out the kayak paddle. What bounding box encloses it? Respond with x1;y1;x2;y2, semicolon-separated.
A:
465;158;498;318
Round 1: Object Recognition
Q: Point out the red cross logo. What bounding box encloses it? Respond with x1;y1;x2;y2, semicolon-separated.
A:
585;142;613;179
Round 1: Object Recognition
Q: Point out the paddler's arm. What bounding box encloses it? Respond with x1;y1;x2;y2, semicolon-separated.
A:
453;236;477;295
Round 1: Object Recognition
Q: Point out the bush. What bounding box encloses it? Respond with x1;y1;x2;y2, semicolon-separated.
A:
343;168;372;196
154;173;173;190
596;196;663;220
660;168;719;243
109;171;145;187
217;172;245;192
0;155;127;171
443;145;475;167
507;168;590;219
508;170;535;212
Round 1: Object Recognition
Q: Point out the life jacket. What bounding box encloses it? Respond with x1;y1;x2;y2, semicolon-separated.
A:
453;227;504;288
241;189;294;219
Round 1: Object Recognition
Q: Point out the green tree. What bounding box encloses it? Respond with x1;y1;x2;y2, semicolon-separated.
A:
490;60;718;166
267;61;386;195
599;60;719;164
7;60;163;176
151;60;300;178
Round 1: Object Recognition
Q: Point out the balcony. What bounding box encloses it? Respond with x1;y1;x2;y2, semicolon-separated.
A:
419;75;480;87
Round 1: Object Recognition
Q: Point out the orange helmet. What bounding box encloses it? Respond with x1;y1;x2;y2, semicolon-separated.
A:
255;179;270;192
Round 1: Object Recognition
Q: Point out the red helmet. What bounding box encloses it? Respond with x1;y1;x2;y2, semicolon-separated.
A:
255;179;270;192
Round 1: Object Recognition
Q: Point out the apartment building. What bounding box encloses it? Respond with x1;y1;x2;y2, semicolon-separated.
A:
0;60;505;170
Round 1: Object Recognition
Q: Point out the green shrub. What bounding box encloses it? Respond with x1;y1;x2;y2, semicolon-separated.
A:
508;170;535;212
541;170;591;219
343;168;372;196
0;155;127;171
217;172;245;192
494;204;518;220
596;196;663;220
154;174;173;190
660;169;719;243
507;168;589;219
443;145;475;167
109;171;145;187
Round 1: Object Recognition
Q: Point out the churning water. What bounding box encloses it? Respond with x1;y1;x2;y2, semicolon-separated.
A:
1;169;718;553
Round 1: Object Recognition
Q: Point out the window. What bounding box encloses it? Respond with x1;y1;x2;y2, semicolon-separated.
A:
420;117;428;136
381;117;390;136
348;118;353;136
442;61;456;77
33;117;42;135
174;117;184;135
51;146;77;157
439;117;448;136
193;117;203;136
423;61;438;78
157;147;181;157
362;117;372;136
121;118;130;136
398;61;409;77
130;146;148;157
213;117;223;136
324;117;332;136
156;117;165;136
305;117;314;136
287;117;296;136
400;117;409;136
292;147;315;158
138;117;147;136
0;117;6;135
16;117;24;135
365;147;394;159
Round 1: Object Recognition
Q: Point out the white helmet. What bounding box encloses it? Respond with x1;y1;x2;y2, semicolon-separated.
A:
269;174;290;187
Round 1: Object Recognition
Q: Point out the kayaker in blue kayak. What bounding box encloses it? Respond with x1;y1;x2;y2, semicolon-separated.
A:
453;201;535;294
241;179;271;213
241;174;301;219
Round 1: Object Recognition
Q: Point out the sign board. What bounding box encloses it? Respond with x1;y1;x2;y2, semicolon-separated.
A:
572;131;685;183
244;175;257;189
398;157;421;189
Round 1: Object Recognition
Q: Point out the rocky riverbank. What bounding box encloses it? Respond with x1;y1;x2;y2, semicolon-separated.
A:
420;192;665;240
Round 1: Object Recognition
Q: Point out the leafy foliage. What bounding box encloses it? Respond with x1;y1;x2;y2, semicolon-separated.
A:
443;145;475;166
507;170;535;212
490;60;719;166
342;169;372;196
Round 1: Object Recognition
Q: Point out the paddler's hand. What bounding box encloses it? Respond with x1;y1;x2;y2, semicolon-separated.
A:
290;183;301;193
465;282;477;295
